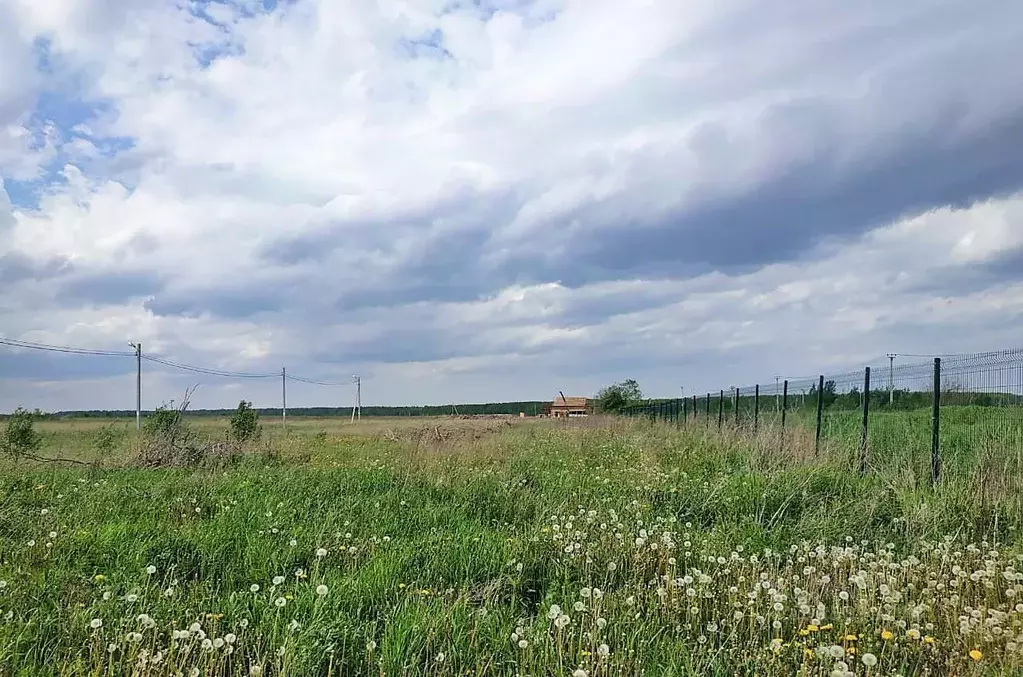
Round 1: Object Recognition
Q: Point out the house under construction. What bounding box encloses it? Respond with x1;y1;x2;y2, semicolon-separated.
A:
546;394;591;418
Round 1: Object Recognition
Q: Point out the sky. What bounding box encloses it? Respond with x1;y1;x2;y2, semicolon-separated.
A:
2;0;1023;412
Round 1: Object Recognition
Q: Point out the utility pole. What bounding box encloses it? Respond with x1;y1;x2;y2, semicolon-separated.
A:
282;367;287;427
887;353;897;406
351;375;361;423
129;342;142;430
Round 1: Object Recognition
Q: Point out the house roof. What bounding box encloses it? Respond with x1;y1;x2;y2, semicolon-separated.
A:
551;396;589;408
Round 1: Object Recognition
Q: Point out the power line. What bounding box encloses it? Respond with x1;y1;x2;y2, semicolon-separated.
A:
140;355;280;379
284;373;350;387
0;336;134;357
1;335;352;386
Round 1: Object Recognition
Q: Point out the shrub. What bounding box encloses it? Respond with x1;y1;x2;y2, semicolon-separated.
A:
230;400;260;442
94;424;119;456
1;407;42;459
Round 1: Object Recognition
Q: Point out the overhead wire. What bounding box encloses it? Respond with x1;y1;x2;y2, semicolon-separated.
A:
140;355;280;379
0;336;134;357
1;336;350;386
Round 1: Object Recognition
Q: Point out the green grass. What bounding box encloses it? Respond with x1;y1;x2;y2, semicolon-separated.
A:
2;415;1023;675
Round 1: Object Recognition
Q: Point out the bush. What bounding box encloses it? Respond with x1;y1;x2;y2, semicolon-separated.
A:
143;404;184;439
94;424;119;456
229;400;260;442
1;407;43;459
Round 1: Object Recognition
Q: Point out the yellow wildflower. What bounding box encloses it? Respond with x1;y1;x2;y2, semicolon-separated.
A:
881;630;894;641
94;574;105;582
845;634;858;642
820;624;833;631
806;624;820;632
923;636;935;645
969;649;983;662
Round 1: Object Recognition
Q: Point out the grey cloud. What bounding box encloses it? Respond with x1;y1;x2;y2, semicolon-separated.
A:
55;270;164;306
0;252;73;285
261;106;1023;321
0;351;133;381
145;286;283;319
505;110;1023;288
898;247;1023;298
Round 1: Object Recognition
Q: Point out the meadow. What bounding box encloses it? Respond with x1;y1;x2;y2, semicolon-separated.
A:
2;412;1023;676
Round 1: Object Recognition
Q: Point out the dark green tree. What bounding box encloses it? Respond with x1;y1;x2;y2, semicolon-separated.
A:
596;379;643;413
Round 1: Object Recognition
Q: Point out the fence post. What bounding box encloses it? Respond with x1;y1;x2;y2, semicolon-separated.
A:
815;374;824;455
932;358;941;486
705;393;711;422
682;397;688;424
734;388;740;427
860;366;871;475
692;395;697;422
780;380;788;450
718;390;724;430
754;384;760;433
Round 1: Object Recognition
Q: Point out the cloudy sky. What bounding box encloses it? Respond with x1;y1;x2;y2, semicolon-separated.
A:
2;0;1023;412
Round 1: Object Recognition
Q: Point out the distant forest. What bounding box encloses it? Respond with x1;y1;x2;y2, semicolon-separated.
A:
35;401;550;419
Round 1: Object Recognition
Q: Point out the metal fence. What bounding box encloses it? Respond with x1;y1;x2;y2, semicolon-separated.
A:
621;349;1023;484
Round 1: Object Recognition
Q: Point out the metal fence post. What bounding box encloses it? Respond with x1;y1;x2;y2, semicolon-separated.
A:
780;380;789;450
734;388;740;427
815;374;824;455
705;393;711;422
754;384;760;433
682;397;688;424
932;358;942;486
860;366;871;474
718;390;724;430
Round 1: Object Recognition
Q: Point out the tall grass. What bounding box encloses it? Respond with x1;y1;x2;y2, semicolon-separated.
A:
1;416;1022;675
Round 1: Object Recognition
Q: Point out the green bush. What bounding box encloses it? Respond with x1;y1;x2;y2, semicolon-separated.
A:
1;407;42;459
229;400;260;442
93;424;119;456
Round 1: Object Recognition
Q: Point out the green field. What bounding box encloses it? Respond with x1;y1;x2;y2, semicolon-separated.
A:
2;413;1023;675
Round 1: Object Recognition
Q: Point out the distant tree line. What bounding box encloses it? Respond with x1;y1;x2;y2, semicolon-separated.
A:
10;401;549;420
